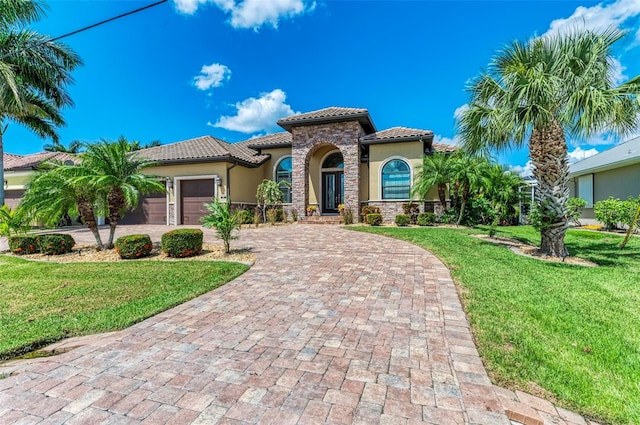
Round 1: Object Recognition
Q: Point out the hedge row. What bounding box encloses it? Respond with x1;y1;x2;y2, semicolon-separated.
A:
8;234;75;255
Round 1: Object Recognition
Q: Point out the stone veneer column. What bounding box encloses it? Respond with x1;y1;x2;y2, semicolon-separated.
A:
291;121;364;217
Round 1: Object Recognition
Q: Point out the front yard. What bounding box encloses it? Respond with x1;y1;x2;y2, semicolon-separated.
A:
354;225;640;425
0;256;248;361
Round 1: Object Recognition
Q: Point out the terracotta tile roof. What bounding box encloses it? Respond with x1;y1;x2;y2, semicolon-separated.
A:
360;126;434;142
278;107;376;133
432;143;459;153
242;132;293;149
138;135;269;166
4;152;77;171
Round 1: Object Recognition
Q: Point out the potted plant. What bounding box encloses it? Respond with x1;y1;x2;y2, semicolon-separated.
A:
306;205;317;216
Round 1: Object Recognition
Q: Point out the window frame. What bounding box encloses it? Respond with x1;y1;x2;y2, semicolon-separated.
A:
273;156;293;204
379;157;412;200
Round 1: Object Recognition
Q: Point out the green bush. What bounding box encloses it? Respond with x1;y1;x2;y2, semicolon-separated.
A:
395;214;410;226
417;212;436;226
266;208;278;225
593;197;639;230
367;213;383;226
402;202;420;224
567;197;587;226
361;206;381;223
8;235;39;255
114;234;153;259
161;228;203;258
276;208;285;222
238;209;253;225
37;234;75;255
291;208;298;222
439;208;457;224
341;208;354;225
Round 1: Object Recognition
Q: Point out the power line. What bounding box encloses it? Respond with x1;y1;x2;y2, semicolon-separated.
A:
0;0;168;60
50;0;168;42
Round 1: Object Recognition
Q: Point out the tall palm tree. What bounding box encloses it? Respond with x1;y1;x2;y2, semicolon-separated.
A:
411;152;453;209
0;0;81;206
43;140;83;153
77;137;166;249
18;162;105;249
459;28;640;256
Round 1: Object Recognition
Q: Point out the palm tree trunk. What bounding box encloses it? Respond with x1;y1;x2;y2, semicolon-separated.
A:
106;187;126;249
456;183;470;225
77;196;104;250
437;183;447;209
530;120;570;257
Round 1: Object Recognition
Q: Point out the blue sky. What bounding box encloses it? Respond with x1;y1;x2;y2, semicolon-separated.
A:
5;0;640;174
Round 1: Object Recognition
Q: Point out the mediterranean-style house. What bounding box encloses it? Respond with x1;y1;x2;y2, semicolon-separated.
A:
568;135;640;220
3;107;457;224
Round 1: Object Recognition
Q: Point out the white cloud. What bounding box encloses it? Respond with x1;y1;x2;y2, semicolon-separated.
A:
568;147;599;164
453;104;469;121
173;0;313;29
544;0;640;38
609;57;627;85
510;161;534;178
211;89;297;133
193;63;231;91
433;134;462;147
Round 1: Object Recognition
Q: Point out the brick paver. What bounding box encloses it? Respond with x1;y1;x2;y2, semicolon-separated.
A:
0;225;591;424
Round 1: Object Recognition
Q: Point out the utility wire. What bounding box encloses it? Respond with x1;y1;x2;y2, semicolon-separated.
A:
0;0;168;60
50;0;168;42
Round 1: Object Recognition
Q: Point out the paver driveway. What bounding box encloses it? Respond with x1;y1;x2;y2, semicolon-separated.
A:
0;225;510;424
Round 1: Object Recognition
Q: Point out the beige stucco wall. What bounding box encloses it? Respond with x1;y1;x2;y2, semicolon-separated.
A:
4;171;34;190
230;166;263;204
260;147;292;181
368;141;427;201
359;163;369;202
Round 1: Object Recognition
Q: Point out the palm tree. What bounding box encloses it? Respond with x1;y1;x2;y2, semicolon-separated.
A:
43;140;83;153
18;163;105;249
128;139;162;150
481;164;524;225
459;28;640;257
411;152;453;209
449;153;491;225
0;0;81;206
77;137;166;249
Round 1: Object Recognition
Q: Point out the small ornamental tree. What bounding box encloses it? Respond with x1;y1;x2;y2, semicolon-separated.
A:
201;198;240;254
256;179;284;223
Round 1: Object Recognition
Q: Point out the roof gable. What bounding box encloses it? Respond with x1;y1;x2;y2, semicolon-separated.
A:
277;107;376;134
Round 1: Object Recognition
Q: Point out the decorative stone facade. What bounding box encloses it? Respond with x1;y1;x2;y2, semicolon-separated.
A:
291;121;365;218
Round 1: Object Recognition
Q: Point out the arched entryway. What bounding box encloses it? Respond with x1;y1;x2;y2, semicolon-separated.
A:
320;151;344;214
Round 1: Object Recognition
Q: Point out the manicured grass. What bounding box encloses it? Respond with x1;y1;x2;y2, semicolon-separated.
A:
0;256;248;360
353;225;640;425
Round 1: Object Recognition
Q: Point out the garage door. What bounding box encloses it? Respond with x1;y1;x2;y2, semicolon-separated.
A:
120;192;167;225
181;179;214;225
4;190;24;209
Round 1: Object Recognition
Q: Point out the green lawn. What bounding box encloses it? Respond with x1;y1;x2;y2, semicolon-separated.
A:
353;225;640;425
0;256;248;361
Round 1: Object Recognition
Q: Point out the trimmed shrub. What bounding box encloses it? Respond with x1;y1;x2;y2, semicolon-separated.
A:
402;202;420;224
341;208;354;225
276;208;285;222
161;228;203;258
37;234;75;255
266;208;278;225
367;213;383;226
567;197;587;226
114;234;153;259
238;209;253;225
8;235;39;255
395;214;410;226
417;212;436;226
361;206;381;223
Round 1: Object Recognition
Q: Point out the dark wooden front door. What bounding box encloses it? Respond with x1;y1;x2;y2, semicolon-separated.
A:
322;171;344;214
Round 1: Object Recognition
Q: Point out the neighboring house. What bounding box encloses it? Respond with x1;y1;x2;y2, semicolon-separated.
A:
568;135;640;219
3;152;76;209
3;106;457;224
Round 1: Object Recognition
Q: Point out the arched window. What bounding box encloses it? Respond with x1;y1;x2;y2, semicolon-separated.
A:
275;156;292;203
322;152;344;169
381;159;410;199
